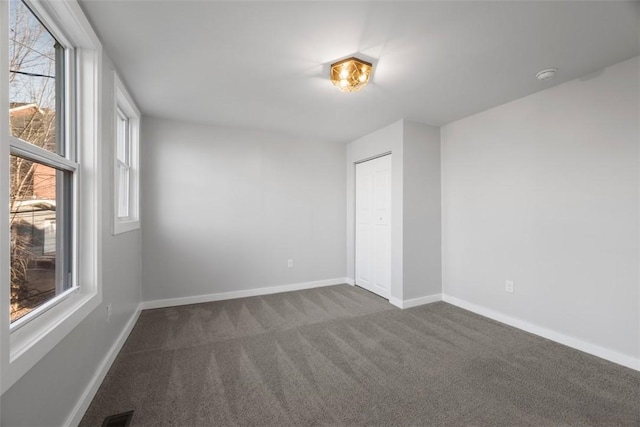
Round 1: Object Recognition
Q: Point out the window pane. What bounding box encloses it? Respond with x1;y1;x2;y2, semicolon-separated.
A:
10;155;71;323
116;110;129;164
9;0;61;154
117;164;130;218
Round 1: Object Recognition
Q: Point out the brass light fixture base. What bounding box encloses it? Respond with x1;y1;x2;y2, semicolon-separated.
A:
330;57;372;92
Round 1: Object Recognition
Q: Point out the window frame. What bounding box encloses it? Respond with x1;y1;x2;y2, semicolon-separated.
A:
1;0;102;394
8;6;78;327
113;72;140;235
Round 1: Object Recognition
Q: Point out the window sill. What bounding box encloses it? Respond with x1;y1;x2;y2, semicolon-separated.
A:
113;219;140;235
4;289;101;393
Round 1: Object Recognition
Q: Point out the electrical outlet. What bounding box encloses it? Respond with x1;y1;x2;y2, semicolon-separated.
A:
106;304;112;322
287;259;294;269
505;280;514;293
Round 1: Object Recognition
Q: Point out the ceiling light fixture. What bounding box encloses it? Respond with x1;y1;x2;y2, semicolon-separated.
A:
536;68;558;81
330;57;372;92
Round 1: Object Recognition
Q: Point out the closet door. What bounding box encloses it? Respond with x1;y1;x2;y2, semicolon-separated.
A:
355;154;391;299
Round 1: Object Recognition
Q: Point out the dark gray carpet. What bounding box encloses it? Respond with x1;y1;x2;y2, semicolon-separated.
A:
81;285;640;426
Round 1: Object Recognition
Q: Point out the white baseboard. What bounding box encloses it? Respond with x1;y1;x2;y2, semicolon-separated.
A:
65;304;142;427
389;297;402;308
390;293;442;309
346;277;355;286
140;278;349;310
442;294;640;372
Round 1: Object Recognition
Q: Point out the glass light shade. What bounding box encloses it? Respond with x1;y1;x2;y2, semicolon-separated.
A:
330;57;372;92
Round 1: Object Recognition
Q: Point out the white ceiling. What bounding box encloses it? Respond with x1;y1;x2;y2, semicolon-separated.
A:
79;1;639;143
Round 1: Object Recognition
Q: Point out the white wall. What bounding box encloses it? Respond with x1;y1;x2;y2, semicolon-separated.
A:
1;55;143;425
346;120;404;301
403;121;441;300
141;118;346;302
442;57;640;362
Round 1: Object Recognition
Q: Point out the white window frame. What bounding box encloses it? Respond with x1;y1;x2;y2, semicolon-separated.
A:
113;73;140;235
0;0;102;393
8;1;78;332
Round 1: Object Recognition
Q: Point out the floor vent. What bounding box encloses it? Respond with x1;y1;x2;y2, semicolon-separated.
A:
102;410;134;427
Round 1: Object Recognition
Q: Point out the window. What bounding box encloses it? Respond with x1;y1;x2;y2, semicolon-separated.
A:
113;73;140;234
8;0;75;325
1;0;101;393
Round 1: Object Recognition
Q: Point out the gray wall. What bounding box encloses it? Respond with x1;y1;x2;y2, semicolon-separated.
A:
441;57;639;360
1;55;142;426
141;118;346;302
403;121;441;300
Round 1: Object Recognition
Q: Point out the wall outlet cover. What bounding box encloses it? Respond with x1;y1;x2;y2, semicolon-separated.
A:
505;280;515;293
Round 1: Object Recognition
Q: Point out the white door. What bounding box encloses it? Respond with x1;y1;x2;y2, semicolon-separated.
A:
355;154;391;299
